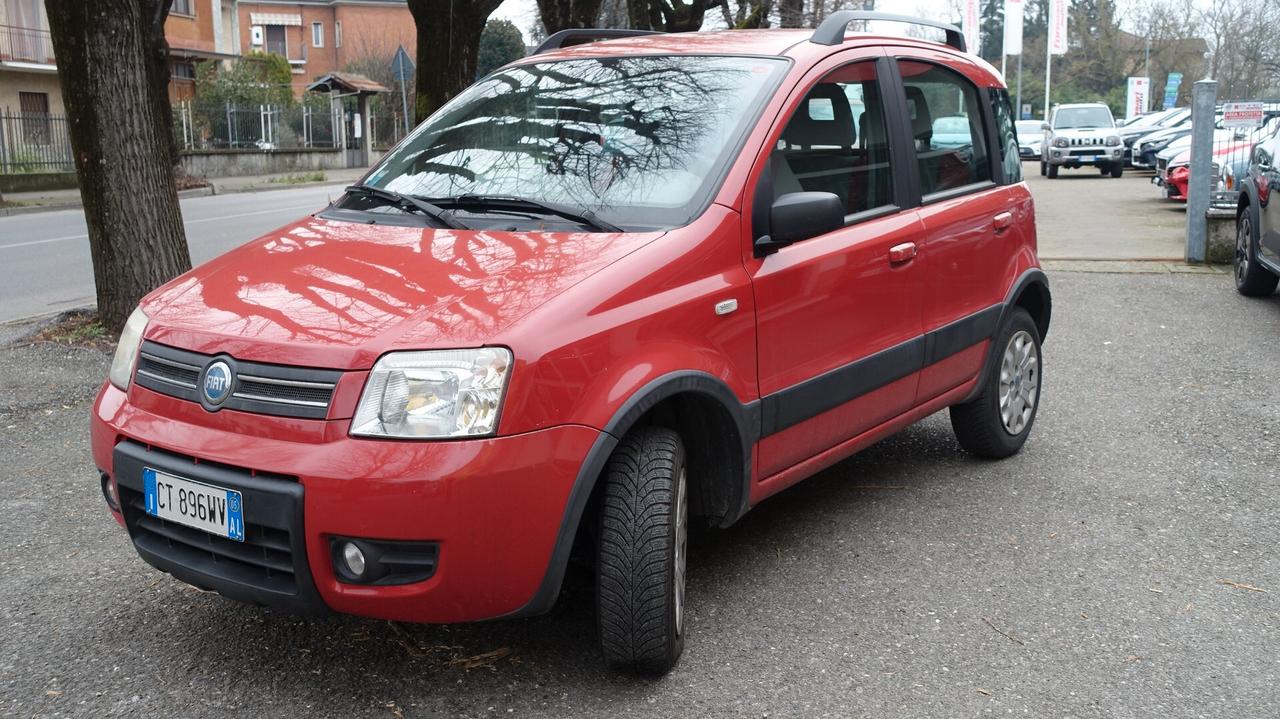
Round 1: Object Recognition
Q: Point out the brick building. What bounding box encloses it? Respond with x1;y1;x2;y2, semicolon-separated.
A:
165;0;242;101
236;0;416;95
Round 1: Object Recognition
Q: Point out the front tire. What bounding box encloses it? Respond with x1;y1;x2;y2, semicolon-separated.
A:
596;427;688;675
1047;163;1059;179
1235;208;1279;296
1040;159;1047;176
1110;162;1124;178
950;307;1042;459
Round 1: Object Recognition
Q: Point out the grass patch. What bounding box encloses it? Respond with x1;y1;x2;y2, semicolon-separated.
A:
32;310;115;352
267;171;327;185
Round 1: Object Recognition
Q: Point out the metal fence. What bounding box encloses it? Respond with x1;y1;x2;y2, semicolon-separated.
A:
0;24;55;64
0;110;74;173
173;102;342;151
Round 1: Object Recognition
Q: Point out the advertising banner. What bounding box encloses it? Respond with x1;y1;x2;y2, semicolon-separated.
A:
1162;72;1183;109
963;0;980;56
1003;0;1024;56
1125;77;1150;120
1048;0;1068;54
1222;102;1265;128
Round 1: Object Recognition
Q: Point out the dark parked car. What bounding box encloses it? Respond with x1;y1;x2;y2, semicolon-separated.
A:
1235;128;1280;296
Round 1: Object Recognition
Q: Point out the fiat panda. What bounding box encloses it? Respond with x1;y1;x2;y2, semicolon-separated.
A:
93;13;1050;675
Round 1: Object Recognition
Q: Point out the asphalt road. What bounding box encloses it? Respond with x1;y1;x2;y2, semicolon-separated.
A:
2;268;1278;718
0;184;349;324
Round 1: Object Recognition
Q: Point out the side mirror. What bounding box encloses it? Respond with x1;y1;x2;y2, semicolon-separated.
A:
1041;122;1051;132
755;192;844;256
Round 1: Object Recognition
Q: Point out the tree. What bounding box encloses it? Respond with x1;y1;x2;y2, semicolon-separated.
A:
478;19;528;78
627;0;724;31
979;0;1003;63
537;0;606;33
45;0;191;332
407;0;503;123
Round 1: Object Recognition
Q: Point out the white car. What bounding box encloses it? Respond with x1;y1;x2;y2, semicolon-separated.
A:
1015;119;1043;160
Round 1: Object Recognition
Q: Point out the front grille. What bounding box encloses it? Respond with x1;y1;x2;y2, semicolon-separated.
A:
135;340;342;420
113;440;324;614
1068;136;1103;146
1069;149;1103;156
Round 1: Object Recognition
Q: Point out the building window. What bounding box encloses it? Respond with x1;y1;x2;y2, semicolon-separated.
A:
18;91;50;143
172;0;194;16
334;21;341;48
311;21;324;48
172;61;196;81
264;25;287;56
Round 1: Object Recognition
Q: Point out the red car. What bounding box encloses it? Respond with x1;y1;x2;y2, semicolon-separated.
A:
92;13;1050;675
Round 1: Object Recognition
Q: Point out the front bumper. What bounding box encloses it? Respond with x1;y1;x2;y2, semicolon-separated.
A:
92;381;599;623
1045;146;1123;166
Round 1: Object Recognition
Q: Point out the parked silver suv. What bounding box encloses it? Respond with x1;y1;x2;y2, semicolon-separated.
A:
1041;103;1124;178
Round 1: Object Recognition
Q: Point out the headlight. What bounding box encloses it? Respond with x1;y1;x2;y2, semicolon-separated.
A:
108;306;149;390
350;348;512;439
1052;137;1069;148
1105;136;1121;146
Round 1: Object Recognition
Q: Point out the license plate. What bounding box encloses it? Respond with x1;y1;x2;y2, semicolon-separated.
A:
143;468;244;542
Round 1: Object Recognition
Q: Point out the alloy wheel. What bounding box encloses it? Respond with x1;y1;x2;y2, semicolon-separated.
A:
673;466;687;636
1236;215;1252;287
999;330;1039;435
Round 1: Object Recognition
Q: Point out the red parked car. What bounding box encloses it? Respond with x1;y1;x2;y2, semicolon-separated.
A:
92;13;1050;675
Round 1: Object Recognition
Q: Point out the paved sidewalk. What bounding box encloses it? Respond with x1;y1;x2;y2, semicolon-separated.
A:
1026;168;1187;261
1;166;370;216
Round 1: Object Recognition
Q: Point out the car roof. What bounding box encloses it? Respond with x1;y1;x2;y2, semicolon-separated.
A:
1056;103;1110;109
511;29;1004;87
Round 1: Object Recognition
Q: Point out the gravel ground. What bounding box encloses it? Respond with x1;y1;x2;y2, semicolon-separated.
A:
1;270;1278;718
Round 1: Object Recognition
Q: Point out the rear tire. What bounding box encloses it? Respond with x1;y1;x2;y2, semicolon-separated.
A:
596;427;687;676
950;307;1042;459
1235;208;1280;297
1047;164;1059;179
1110;162;1124;178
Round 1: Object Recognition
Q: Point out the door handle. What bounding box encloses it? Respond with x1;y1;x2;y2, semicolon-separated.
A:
889;241;917;263
993;211;1014;231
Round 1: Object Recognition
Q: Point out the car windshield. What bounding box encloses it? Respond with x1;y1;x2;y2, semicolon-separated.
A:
1015;120;1042;136
357;55;787;230
1053;107;1114;129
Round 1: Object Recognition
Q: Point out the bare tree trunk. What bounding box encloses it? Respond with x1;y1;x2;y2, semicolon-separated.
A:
45;0;191;333
538;0;606;33
408;0;502;123
779;0;804;27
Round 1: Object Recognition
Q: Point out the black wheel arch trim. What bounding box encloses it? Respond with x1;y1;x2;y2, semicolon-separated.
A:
963;268;1051;403
501;371;759;620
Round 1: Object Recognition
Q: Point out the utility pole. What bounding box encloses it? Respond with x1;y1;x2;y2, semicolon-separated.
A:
1043;42;1051;120
1015;51;1023;118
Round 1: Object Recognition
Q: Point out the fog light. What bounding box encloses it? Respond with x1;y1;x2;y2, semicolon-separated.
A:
341;542;366;577
99;471;120;512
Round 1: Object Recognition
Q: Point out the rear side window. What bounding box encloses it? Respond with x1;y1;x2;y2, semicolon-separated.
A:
897;60;992;197
990;88;1022;184
773;60;894;217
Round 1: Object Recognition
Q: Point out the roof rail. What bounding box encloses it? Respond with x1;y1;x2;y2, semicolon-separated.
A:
533;28;664;55
810;11;966;53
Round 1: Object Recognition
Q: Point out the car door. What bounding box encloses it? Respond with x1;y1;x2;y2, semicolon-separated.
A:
892;52;1014;403
745;53;927;479
1256;133;1280;264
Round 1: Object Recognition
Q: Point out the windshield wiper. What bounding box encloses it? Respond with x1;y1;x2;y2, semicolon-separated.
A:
434;194;623;233
343;185;468;230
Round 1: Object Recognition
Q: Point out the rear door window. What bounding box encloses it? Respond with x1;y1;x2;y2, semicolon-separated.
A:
990;88;1022;183
896;60;993;198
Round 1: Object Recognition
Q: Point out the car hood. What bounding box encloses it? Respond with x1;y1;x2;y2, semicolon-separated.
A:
1050;127;1115;137
141;214;664;369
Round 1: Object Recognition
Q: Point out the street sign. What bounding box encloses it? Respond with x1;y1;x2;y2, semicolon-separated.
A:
1222;102;1264;128
1162;72;1182;110
1022;103;1032;119
390;45;415;83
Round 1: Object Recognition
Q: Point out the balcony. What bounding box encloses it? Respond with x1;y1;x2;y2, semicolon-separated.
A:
0;24;55;65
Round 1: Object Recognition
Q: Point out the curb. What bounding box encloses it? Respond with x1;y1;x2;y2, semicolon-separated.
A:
1;185;216;217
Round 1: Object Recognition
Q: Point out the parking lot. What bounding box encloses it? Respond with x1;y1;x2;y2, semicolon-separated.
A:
2;171;1279;718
